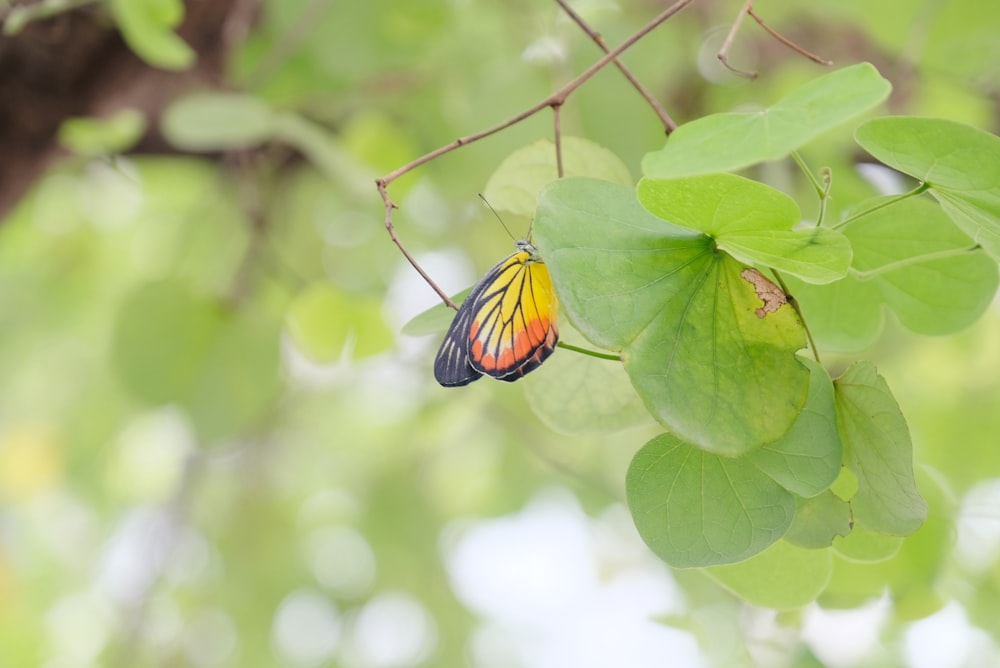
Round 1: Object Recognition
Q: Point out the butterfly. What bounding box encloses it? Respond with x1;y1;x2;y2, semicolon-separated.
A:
435;239;559;387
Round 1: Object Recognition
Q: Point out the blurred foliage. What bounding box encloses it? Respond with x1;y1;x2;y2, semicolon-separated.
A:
2;0;1000;667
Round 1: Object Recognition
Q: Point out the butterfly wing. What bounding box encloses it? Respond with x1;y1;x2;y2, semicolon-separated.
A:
433;252;516;387
467;251;559;381
434;290;483;387
434;246;559;387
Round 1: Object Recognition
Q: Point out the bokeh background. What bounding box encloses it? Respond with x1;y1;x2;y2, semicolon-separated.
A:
2;0;1000;666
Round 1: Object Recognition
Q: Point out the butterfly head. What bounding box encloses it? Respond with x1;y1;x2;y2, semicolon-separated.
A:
515;239;542;262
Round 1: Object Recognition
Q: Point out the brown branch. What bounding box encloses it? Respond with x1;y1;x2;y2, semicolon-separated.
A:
747;7;832;66
375;0;698;305
554;0;676;133
376;181;458;309
717;0;758;79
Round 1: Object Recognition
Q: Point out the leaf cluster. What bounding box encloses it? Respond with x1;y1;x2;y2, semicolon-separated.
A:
470;63;999;602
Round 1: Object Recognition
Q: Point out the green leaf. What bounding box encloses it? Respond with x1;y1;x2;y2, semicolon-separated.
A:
523;325;649;435
627;433;795;568
108;0;196;70
832;524;903;563
535;177;809;455
401;288;472;337
703;540;833;609
638;174;852;283
855;116;1000;259
784;492;853;549
286;282;393;362
483;137;633;218
748;357;842;497
642;63;891;178
162;93;279;151
786;196;998;351
833;361;927;535
58;109;147;156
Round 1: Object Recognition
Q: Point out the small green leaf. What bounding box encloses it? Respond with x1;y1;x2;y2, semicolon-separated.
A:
627;433;795;568
833;524;903;563
704;540;833;609
108;0;196;70
638;174;852;283
784;491;853;549
483;137;633;218
786;195;998;351
401;288;472;337
642;63;891;178
749;357;842;497
162;93;279;151
855;116;1000;259
536;178;809;454
535;177;809;455
834;361;927;535
286;282;393;362
58;110;147;156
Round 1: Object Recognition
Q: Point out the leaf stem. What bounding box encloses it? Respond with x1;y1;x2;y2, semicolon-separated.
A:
832;182;931;230
772;269;821;365
849;244;982;280
557;341;621;361
791;152;832;227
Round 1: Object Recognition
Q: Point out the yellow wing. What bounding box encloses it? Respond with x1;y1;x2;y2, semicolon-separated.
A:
434;243;559;387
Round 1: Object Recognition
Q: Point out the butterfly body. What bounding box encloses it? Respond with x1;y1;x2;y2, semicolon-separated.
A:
435;240;559;387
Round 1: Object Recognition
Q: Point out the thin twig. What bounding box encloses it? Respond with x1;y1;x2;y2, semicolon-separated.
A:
748;7;832;66
554;0;676;133
771;270;821;365
376;181;459;309
717;0;758;79
376;0;698;306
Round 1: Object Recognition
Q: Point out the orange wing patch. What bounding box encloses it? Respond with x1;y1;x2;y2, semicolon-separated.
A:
434;242;559;387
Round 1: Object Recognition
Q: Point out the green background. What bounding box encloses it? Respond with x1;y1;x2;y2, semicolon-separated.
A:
2;0;1000;666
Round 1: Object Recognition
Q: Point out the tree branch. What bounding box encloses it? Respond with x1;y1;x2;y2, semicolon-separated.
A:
376;0;698;306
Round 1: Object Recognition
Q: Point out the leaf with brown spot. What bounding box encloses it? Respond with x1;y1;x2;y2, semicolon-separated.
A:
741;268;787;318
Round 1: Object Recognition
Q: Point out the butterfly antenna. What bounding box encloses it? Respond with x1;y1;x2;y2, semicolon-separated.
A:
478;193;519;242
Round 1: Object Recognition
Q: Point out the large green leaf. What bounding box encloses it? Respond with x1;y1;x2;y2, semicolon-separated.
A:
704;540;833;609
642;63;891;178
638;174;852;284
627;433;795;568
748;357;842;497
855;116;1000;259
534;178;809;455
786;196;998;351
483;137;633;218
833;362;927;535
